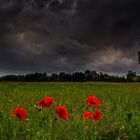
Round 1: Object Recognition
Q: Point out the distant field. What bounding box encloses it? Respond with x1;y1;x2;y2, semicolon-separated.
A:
0;82;140;140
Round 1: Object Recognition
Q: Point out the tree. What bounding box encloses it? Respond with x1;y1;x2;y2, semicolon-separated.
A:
59;72;67;81
72;72;85;82
49;74;59;81
126;71;136;82
84;70;92;81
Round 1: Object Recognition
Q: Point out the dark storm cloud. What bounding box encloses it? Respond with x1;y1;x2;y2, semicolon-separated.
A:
0;0;140;74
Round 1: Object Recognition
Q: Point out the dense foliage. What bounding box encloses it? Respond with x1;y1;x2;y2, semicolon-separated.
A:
0;70;139;82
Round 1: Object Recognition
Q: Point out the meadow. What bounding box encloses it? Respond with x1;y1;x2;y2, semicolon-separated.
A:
0;82;140;140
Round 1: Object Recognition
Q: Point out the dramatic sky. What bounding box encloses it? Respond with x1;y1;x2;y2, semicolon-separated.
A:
0;0;140;75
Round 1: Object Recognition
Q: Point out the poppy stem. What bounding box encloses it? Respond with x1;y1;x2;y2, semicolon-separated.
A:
40;110;45;120
40;110;48;125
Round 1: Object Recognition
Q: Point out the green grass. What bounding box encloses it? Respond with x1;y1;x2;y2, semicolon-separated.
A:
0;82;140;140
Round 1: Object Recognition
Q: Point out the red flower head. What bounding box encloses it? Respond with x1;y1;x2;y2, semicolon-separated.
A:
13;108;27;121
83;111;93;119
37;96;55;108
93;110;102;121
87;96;101;107
54;106;68;120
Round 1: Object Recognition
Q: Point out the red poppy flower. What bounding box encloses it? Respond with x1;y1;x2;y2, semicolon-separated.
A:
37;96;55;108
54;106;68;120
93;110;102;121
87;96;101;107
13;108;27;121
83;111;93;119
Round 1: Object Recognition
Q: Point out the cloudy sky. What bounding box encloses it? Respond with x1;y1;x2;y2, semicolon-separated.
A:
0;0;140;75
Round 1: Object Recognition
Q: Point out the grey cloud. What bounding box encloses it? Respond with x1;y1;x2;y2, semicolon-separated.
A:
0;0;140;74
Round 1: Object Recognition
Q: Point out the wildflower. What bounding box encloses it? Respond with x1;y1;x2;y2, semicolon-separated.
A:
93;110;102;121
13;108;27;121
83;111;93;119
87;96;101;107
54;106;68;120
37;96;55;108
9;99;13;104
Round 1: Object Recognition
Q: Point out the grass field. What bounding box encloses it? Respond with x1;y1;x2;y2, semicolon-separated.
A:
0;82;140;140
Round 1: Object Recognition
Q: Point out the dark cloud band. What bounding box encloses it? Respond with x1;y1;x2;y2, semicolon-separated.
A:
0;0;140;74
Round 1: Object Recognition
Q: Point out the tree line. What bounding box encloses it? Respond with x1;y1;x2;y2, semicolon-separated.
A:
0;70;139;82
